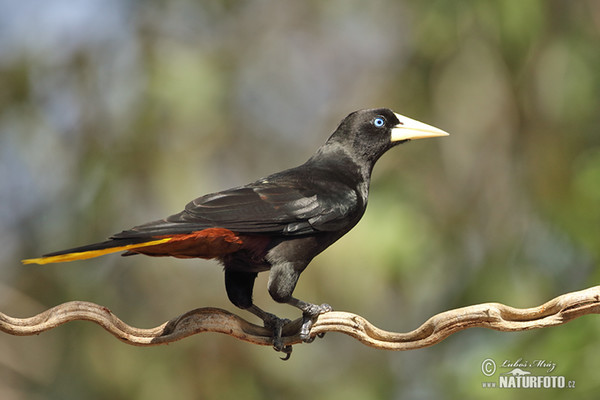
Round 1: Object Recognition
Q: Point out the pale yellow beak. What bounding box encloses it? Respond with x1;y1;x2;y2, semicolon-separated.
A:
391;112;449;142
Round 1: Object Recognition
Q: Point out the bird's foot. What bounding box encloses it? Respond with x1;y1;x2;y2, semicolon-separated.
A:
299;303;332;343
263;312;293;359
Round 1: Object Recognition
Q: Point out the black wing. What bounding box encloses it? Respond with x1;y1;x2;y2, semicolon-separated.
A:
112;178;360;240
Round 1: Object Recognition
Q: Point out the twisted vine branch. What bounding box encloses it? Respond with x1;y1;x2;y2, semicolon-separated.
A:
1;286;599;350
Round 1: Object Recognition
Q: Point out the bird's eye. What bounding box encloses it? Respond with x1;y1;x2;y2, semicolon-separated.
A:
373;117;385;128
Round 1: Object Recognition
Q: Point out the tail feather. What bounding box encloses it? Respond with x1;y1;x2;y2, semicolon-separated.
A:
21;237;173;265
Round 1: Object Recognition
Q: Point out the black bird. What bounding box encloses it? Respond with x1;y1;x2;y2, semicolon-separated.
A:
23;108;448;356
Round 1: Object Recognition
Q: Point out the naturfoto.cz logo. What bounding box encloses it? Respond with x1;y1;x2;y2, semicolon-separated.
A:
481;358;576;389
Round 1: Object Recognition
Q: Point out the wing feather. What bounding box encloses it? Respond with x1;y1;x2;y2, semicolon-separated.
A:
113;177;359;240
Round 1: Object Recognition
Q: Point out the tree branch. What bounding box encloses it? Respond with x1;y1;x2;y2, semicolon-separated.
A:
1;286;599;350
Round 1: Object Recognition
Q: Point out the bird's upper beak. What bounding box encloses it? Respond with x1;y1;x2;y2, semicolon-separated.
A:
391;113;449;142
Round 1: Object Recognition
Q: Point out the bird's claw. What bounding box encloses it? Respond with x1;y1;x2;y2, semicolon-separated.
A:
263;303;332;359
279;345;293;361
299;303;332;342
263;313;292;356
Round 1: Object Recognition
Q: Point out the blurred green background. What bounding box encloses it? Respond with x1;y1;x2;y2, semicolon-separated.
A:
1;0;599;399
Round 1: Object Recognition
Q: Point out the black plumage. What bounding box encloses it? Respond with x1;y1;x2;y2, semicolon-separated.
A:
23;108;448;356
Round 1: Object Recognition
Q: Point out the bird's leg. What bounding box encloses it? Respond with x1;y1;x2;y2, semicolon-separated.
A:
287;297;332;342
246;304;292;357
267;262;333;343
224;268;292;357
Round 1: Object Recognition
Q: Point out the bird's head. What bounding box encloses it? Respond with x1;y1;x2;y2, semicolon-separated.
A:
326;108;449;165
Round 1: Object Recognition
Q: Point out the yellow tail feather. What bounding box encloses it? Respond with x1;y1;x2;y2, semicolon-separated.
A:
21;238;173;265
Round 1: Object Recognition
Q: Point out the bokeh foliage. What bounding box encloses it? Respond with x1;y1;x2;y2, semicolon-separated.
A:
1;1;599;399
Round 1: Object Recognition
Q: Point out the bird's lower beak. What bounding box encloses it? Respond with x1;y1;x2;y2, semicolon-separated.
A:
391;113;449;142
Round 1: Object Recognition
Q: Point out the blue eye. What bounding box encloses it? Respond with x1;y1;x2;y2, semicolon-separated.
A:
373;117;385;128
